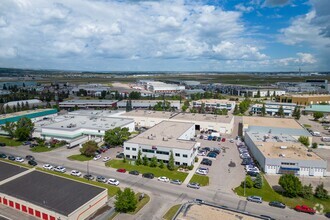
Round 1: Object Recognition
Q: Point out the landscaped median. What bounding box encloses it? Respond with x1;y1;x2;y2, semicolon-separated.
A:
163;204;182;220
190;174;209;186
67;154;93;161
105;159;188;182
36;167;119;197
0;136;22;146
234;175;330;213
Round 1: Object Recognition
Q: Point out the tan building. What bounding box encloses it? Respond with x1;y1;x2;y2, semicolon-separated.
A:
276;94;330;106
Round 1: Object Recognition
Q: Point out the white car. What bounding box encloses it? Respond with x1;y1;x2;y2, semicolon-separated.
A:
15;157;24;163
157;176;169;182
197;151;206;156
247;167;260;173
54;166;66;173
43;164;54;170
196;169;208;175
102;156;111;162
107;178;120;186
71;170;82;177
229;139;234;143
93;154;102;160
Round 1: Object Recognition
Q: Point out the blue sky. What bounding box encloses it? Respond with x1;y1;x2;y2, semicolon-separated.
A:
0;0;329;72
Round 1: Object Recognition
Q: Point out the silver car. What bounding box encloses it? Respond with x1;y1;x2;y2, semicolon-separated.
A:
187;182;200;189
247;196;262;203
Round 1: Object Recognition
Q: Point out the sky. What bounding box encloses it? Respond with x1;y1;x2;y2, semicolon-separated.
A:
0;0;329;72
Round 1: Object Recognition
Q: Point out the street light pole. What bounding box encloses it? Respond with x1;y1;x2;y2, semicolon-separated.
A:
244;175;246;196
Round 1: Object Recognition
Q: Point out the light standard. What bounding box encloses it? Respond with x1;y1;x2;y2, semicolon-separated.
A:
244;174;246;196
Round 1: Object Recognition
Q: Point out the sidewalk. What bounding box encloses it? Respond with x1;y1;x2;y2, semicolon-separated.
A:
183;156;202;185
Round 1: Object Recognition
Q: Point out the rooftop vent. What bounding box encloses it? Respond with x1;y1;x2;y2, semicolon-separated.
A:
280;146;287;149
163;137;168;141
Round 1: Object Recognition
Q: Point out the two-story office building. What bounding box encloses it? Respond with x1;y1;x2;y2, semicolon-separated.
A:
123;121;199;166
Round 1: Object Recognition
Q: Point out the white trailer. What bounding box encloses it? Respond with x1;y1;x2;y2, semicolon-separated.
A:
66;136;89;149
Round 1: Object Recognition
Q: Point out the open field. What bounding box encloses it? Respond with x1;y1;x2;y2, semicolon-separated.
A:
0;136;22;147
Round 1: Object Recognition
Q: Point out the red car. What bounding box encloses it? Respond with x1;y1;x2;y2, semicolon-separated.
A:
294;205;315;215
221;138;226;142
117;168;126;173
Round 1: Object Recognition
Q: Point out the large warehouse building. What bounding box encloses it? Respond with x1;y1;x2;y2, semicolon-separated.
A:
124;121;199;166
242;117;327;177
0;161;108;220
116;100;181;110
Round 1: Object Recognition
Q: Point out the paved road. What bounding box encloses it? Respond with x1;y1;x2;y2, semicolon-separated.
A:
0;146;327;220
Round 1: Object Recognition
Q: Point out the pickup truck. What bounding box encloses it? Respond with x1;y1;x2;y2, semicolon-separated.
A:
294;205;316;214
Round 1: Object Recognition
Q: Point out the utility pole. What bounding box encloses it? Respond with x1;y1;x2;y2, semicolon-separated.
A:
244;175;246;196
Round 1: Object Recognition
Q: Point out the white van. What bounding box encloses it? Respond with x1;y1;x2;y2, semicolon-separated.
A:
312;131;321;137
322;137;330;142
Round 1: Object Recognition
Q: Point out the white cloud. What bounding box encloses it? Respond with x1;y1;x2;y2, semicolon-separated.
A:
235;4;254;13
262;0;290;7
275;53;316;66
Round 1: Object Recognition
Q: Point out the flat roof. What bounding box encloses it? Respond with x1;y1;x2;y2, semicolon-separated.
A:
60;100;117;104
42;115;133;131
193;99;236;104
243;116;302;129
176;204;260;220
0;171;106;216
121;110;174;119
117;100;180;104
283;94;330;98
127;121;196;150
0;161;28;182
247;132;322;160
0;109;56;120
304;105;330;113
173;113;234;124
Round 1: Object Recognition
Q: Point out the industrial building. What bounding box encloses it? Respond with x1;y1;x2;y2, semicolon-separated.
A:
192;99;236;111
242;117;327;177
0;161;108;220
240;89;286;97
251;102;297;116
116;100;181;110
4;99;43;108
138;80;185;94
59;100;117;109
118;110;235;134
71;84;111;96
303;105;330;116
124;121;199;166
276;94;330;106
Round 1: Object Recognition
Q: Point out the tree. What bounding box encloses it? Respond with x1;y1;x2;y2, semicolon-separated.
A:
80;140;98;157
292;106;301;120
239;99;251;114
254;174;263;189
298;136;310;147
279;174;302;197
278;105;284;118
125;100;132;112
104;127;131;146
314;183;329;199
266;90;270;97
142;155;149;166
114;188;137;213
313;112;324;121
15;117;34;141
241;176;253;188
200;102;206;114
255;90;261;98
136;150;142;165
159;160;165;169
150;156;158;167
312;142;318;149
300;184;313;199
1;122;16;138
233;105;240;115
260;103;266;116
129;91;141;99
167;150;175;171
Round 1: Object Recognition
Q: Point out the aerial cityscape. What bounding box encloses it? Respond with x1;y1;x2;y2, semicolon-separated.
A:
0;0;330;220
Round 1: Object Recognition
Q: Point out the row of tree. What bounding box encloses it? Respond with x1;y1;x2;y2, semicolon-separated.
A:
1;118;34;141
241;174;263;189
135;149;176;170
233;98;251;115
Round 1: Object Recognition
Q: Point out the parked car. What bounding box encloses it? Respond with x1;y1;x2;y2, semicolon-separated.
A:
217;137;221;142
0;153;7;158
0;142;6;147
43;164;54;170
170;179;182;185
269;201;286;209
201;158;212;166
247;171;259;177
15;157;24;163
142;173;154;179
207;136;213;141
247;167;260;173
325;212;330;218
209;150;219;155
8;155;15;161
203;147;211;152
199;135;204;139
212;148;221;154
71;170;82;177
247;196;262;203
107;178;120;186
221;138;226;142
294;205;315;214
93;154;102;160
117;168;126;173
116;153;125;158
212;136;217;141
28;160;37;166
197;151;206;156
25;155;35;161
23;141;31;145
158;176;169;182
207;152;217;158
196;169;207;175
229;139;234;143
129;170;140;175
29;143;38;148
83;174;94;180
96;176;107;183
194;198;205;204
102;156;111;162
187;182;200;189
54;166;66;173
198;167;209;172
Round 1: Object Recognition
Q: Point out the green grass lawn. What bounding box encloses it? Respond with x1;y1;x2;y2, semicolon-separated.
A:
36;168;119;197
303;124;312;128
67;154;93;161
189;174;209;186
163;204;181;220
106;160;188;182
234;175;330;213
0;136;22;146
129;193;150;215
30;144;63;153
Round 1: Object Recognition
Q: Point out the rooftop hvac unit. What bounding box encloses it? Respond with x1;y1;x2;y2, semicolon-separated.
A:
279;154;286;157
163;137;168;141
280;146;287;149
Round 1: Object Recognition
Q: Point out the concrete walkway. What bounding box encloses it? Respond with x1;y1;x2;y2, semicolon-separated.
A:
183;156;202;185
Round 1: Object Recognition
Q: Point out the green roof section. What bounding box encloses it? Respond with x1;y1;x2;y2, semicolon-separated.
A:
0;109;58;125
304;105;330;113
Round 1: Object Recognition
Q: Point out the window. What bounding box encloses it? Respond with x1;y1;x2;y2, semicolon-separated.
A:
175;161;180;165
142;149;155;153
175;153;180;157
126;147;130;150
156;150;169;155
126;155;130;158
183;154;188;158
281;162;295;165
132;156;136;159
183;163;188;166
132;148;137;151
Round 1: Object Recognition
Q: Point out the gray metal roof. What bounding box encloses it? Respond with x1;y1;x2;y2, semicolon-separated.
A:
247;125;311;137
0;161;28;182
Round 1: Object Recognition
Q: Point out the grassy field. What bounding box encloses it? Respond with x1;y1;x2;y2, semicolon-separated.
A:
163;204;182;220
189;174;209;186
303;124;312;128
30;145;63;152
234;176;330;213
68;154;93;161
129;193;150;214
0;136;22;146
106;160;188;181
36;168;119;197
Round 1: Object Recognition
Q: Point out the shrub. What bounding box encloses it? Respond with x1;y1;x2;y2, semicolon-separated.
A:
300;184;313;199
279;174;302;198
195;157;198;162
241;176;253;188
187;165;194;170
254;174;263;189
314;183;329;199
